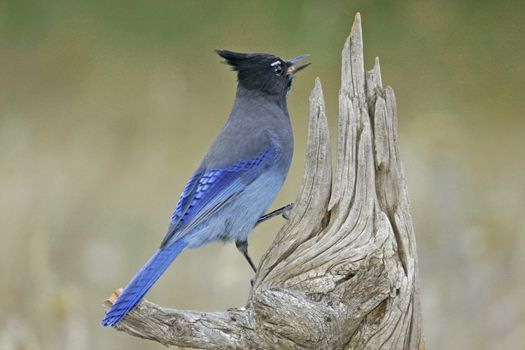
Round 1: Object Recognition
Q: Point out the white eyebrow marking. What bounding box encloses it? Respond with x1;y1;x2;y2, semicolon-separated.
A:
270;60;281;67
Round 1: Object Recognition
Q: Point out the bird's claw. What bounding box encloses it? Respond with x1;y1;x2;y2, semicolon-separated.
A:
256;203;294;225
282;203;293;220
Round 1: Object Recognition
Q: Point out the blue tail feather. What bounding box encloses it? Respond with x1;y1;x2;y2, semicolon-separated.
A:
101;240;187;327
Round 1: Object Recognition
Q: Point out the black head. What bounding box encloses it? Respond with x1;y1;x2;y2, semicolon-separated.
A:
216;50;310;97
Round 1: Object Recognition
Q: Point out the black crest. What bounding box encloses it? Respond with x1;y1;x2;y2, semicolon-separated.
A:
216;49;291;96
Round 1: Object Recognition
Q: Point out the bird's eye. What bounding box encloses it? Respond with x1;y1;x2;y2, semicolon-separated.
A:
271;61;283;76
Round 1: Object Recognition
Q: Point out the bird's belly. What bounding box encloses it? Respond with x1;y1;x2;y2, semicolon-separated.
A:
184;169;286;249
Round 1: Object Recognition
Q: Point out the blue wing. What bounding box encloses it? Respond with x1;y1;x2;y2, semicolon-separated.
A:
160;146;279;248
169;170;204;226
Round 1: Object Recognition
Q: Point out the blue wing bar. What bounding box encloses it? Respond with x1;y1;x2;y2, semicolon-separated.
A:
161;146;278;248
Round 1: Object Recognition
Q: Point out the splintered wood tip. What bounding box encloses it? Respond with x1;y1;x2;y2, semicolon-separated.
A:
351;12;362;35
103;288;123;308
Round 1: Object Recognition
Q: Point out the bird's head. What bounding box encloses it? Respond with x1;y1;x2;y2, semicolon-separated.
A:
216;50;310;97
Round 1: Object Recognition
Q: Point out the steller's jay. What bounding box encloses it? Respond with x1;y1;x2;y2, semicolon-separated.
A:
101;50;309;327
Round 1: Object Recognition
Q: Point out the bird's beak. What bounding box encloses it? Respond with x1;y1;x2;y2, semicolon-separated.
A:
286;54;311;75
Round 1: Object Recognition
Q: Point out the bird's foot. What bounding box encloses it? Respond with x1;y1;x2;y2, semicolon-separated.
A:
103;288;123;308
282;204;293;220
256;203;294;225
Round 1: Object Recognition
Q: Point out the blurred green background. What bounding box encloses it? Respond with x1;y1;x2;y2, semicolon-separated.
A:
1;1;524;349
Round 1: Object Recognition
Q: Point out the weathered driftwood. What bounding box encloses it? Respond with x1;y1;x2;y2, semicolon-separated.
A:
105;13;424;349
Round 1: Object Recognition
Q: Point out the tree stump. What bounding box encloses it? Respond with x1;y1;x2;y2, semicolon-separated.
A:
104;13;424;350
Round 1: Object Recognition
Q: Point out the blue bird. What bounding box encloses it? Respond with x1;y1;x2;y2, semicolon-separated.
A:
101;50;310;327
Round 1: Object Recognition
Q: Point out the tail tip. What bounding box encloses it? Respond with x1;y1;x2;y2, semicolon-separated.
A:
101;288;125;327
101;313;121;327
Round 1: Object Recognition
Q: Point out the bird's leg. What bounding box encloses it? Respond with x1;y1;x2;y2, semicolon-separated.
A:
235;240;257;273
256;203;294;226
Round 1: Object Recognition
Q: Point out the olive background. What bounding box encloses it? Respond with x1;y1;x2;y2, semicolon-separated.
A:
1;1;524;349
